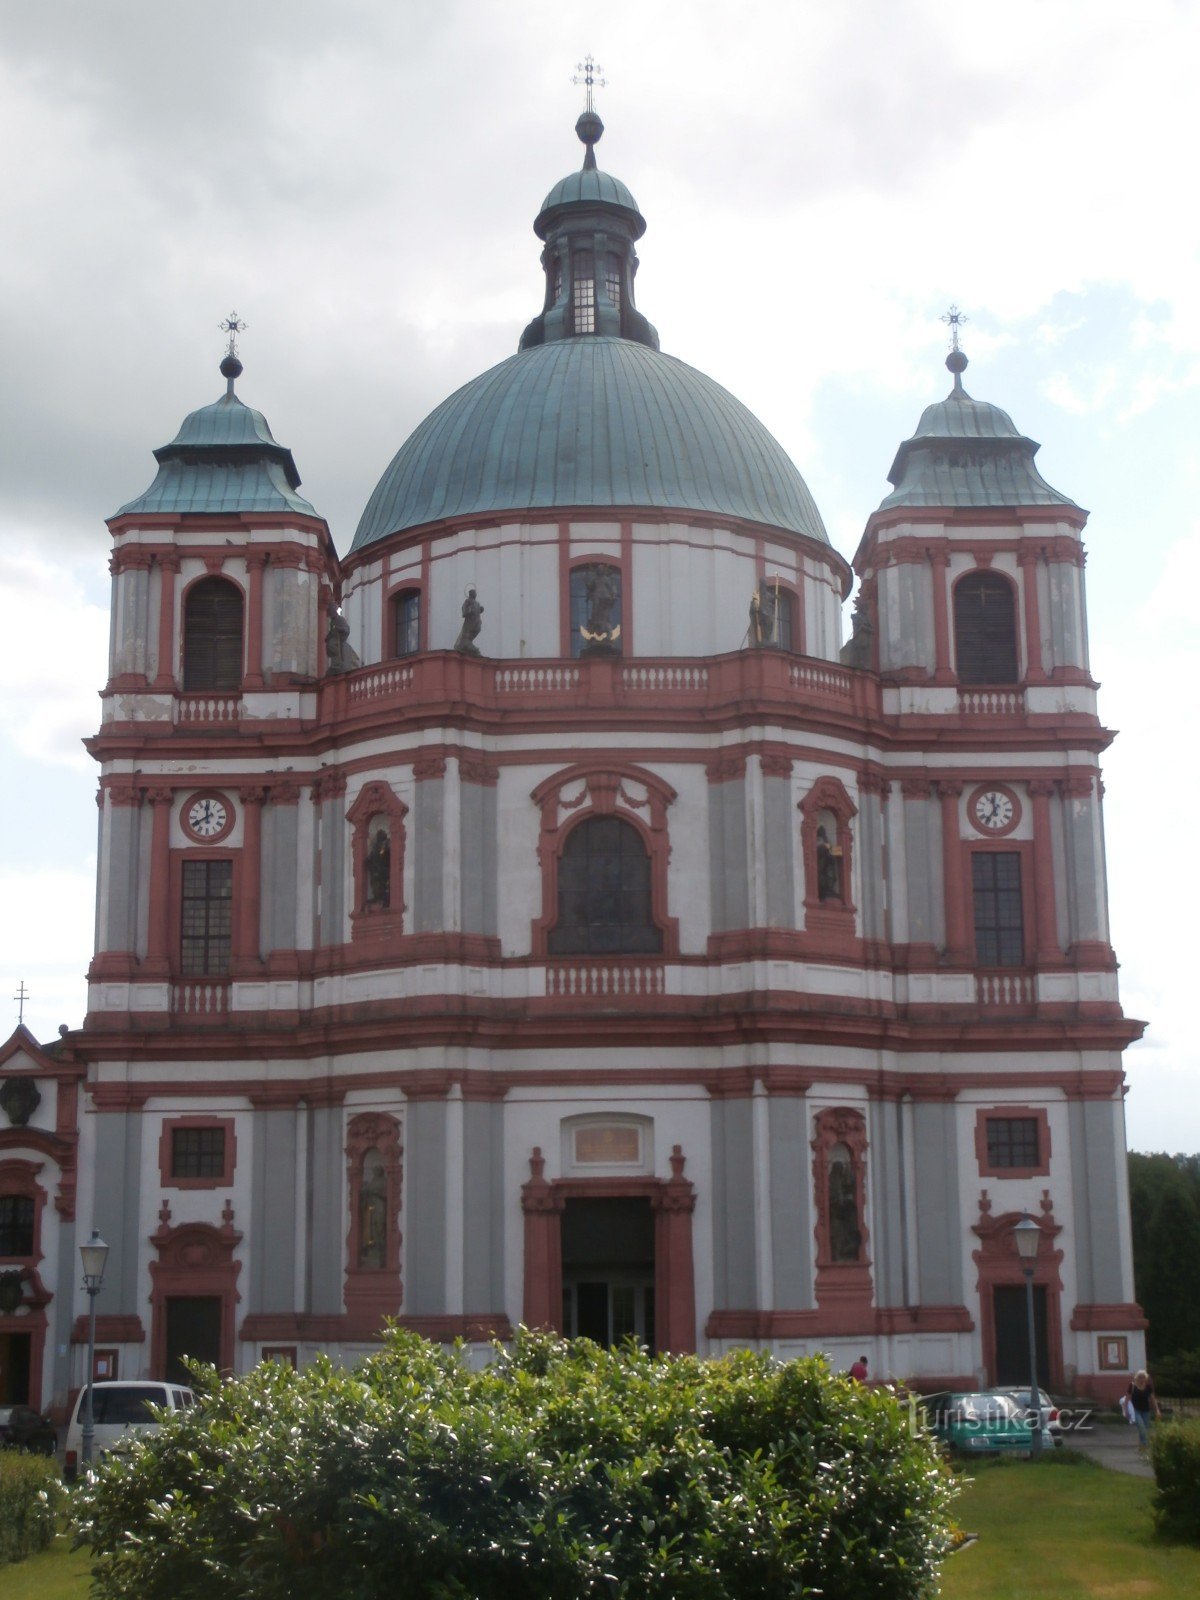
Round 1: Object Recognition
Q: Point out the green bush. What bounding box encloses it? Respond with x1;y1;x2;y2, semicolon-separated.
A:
1150;1418;1200;1542
74;1328;956;1600
0;1450;64;1567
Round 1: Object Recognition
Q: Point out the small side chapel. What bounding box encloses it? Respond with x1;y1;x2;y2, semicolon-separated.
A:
0;104;1146;1415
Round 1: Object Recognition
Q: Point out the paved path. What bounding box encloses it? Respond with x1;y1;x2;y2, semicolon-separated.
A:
1065;1421;1153;1478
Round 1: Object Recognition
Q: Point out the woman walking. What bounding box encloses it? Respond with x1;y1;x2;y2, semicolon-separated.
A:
1127;1369;1161;1448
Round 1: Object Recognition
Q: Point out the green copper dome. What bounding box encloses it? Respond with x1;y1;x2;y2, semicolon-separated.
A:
114;380;316;519
350;337;829;552
880;354;1076;511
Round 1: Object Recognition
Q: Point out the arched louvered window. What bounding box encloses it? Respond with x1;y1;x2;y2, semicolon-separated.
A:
183;577;244;691
954;572;1019;684
548;816;662;956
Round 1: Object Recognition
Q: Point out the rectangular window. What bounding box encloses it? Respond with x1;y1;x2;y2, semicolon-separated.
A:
972;851;1023;967
171;1125;227;1180
0;1194;35;1256
572;250;595;334
604;253;622;310
392;590;421;657
985;1116;1040;1169
180;859;233;976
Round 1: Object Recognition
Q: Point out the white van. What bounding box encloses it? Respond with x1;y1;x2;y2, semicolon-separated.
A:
64;1380;195;1478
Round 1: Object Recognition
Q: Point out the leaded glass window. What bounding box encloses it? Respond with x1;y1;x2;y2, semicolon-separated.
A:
548;816;662;955
986;1117;1040;1168
171;1126;226;1180
181;859;233;976
572;250;596;334
972;851;1024;967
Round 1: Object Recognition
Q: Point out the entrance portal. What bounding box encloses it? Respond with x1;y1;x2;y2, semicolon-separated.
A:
164;1296;222;1386
561;1197;655;1352
0;1330;31;1403
992;1284;1050;1386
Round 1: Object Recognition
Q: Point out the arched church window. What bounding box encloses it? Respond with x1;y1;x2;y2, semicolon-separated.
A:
572;249;596;334
0;1194;35;1257
547;816;662;956
748;579;795;650
392;589;421;657
954;571;1019;684
364;817;392;909
827;1141;863;1263
604;253;622;310
357;1147;388;1269
570;563;622;657
183;577;243;691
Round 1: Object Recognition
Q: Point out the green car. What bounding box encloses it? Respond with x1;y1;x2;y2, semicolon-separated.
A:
924;1391;1035;1456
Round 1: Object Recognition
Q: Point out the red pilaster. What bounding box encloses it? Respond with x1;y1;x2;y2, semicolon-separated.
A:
152;551;180;690
244;552;267;689
236;786;267;970
142;787;173;973
652;1144;697;1353
928;548;953;682
1018;547;1046;682
934;779;970;961
1029;778;1061;962
520;1148;563;1330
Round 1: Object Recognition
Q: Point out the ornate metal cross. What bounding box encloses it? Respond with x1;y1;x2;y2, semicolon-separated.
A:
572;55;606;113
219;311;248;357
13;979;28;1024
942;304;969;352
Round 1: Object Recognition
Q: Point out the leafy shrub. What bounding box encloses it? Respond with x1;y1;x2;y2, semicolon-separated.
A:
1150;1418;1200;1543
75;1329;956;1600
0;1450;64;1567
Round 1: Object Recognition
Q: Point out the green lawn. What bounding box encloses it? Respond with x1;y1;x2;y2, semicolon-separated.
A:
2;1535;93;1599
939;1457;1200;1599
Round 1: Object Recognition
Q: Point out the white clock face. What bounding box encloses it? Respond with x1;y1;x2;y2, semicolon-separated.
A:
187;796;229;839
974;789;1014;831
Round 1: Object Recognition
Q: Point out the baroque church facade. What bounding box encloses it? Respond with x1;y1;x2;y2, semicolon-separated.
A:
0;110;1146;1413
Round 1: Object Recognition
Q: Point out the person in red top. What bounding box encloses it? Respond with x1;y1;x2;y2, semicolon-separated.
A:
849;1356;869;1382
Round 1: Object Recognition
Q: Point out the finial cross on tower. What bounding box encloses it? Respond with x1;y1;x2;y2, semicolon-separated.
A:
219;311;248;358
13;979;29;1025
942;304;969;352
572;54;606;114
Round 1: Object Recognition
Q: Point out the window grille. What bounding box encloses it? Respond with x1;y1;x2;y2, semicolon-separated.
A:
171;1126;226;1180
986;1117;1040;1168
972;851;1024;967
572;250;596;334
180;859;233;976
548;816;662;955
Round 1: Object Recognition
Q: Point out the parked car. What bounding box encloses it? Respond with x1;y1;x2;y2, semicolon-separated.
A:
63;1380;195;1479
922;1390;1035;1455
0;1402;57;1455
986;1385;1063;1445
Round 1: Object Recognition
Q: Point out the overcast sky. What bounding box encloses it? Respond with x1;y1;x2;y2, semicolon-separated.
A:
1;0;1195;1151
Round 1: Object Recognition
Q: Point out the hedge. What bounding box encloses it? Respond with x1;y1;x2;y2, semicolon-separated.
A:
1150;1418;1200;1543
75;1328;957;1599
0;1450;64;1567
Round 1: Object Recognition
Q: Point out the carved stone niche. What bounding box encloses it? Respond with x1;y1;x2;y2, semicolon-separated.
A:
343;1112;403;1335
811;1107;874;1328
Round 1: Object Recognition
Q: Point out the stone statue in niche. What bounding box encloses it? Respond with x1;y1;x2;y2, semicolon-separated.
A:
325;607;361;676
828;1143;862;1262
580;565;621;656
749;579;780;647
453;588;484;656
816;819;844;902
357;1149;387;1269
365;823;391;909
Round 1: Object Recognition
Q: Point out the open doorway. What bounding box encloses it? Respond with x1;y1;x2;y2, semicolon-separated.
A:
0;1330;31;1403
561;1197;655;1352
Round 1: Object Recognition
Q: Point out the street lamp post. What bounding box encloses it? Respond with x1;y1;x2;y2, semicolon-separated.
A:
1013;1213;1043;1455
79;1231;110;1469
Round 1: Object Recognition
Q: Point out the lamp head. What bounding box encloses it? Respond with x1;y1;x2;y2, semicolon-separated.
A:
1013;1213;1040;1264
80;1229;110;1288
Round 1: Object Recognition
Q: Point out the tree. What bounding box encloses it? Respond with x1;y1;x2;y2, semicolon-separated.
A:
1129;1153;1200;1360
75;1329;956;1600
